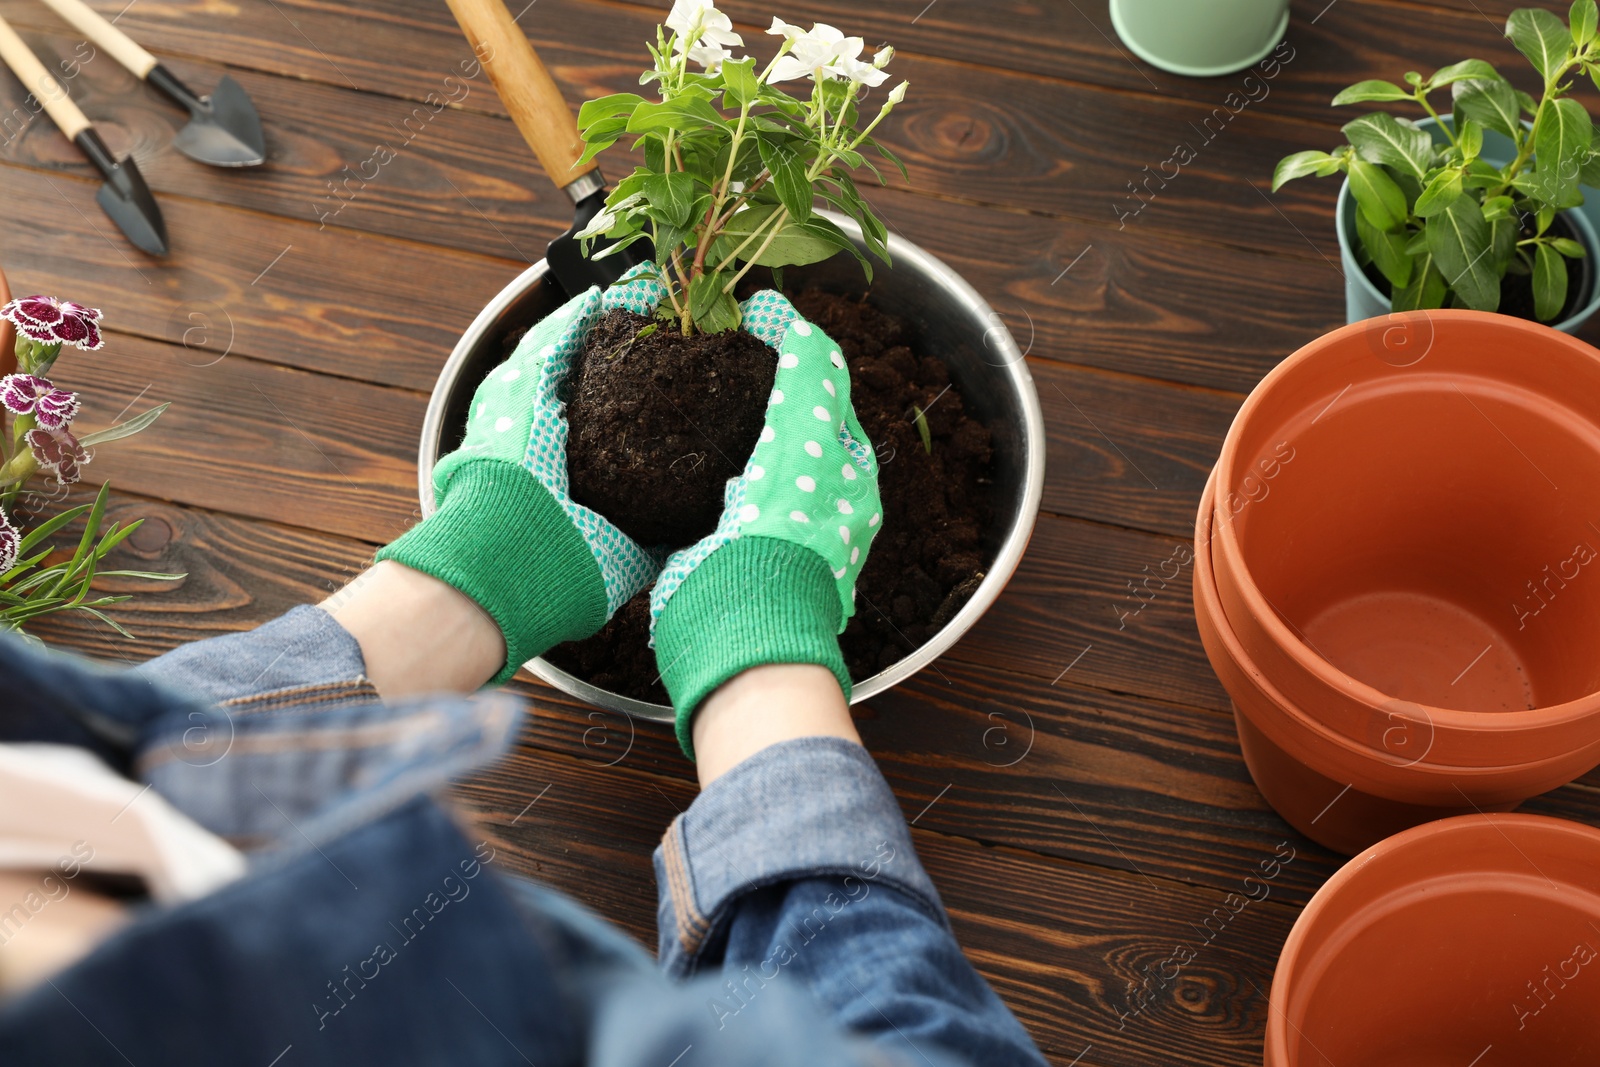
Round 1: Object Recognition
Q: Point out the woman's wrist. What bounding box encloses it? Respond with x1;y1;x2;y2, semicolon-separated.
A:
691;663;860;788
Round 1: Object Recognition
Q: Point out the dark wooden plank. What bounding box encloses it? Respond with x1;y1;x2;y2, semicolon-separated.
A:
0;163;520;393
0;0;1368;257
629;0;1578;128
49;333;424;543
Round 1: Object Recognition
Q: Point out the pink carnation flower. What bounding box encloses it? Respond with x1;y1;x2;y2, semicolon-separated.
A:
26;424;90;485
1;296;104;351
0;374;81;429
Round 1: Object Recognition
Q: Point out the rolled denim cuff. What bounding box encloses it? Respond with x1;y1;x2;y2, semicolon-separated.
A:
653;736;944;975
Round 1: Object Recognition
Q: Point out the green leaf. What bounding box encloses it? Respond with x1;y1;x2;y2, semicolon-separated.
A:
1489;212;1519;272
1580;147;1600;186
77;403;170;448
1507;7;1573;80
720;57;758;108
1574;0;1598;45
577;93;646;128
1332;79;1413;105
1534;241;1570;320
1540;204;1556;235
719;205;857;269
15;504;91;554
1272;150;1338;191
1404;229;1430;254
1393;255;1449;311
1536;97;1592;186
1457;118;1484;161
625;97;725;134
1481;194;1516;221
1426;196;1501;311
1413;167;1465;216
687;272;741;334
641;172;699;227
1342;113;1432;180
1551;236;1588;256
912;406;933;454
1452;78;1521;140
757;137;812;222
1348;157;1410;229
1429;59;1504;88
1356;209;1414;288
1512;169;1586;208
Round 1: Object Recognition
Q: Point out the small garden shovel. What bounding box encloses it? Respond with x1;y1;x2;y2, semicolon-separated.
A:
38;0;264;167
0;14;166;254
444;0;651;298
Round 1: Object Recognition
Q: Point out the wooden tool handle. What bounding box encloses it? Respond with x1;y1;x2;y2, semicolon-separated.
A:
444;0;597;191
0;15;90;139
36;0;157;78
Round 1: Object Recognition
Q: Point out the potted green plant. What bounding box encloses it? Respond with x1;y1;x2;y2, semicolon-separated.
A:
0;291;179;634
418;2;1044;716
1273;2;1600;330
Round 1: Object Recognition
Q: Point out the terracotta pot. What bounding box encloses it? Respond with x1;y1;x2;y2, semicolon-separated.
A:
1266;813;1600;1066
1195;470;1504;854
1202;311;1600;844
0;265;13;377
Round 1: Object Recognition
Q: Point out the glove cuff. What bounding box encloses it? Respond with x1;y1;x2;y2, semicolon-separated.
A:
654;537;850;759
376;459;607;685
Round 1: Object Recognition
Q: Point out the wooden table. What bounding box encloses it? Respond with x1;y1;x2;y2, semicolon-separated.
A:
3;0;1596;1062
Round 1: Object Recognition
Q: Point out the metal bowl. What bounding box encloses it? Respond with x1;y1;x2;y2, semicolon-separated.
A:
417;213;1045;721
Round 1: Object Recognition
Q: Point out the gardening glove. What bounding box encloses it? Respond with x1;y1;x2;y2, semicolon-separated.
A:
377;263;670;685
650;291;882;756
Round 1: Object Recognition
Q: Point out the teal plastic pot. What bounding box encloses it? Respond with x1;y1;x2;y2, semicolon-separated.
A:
1109;0;1289;77
1338;114;1600;332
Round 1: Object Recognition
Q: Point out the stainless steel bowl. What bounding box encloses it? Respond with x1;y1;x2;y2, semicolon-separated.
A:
417;213;1045;721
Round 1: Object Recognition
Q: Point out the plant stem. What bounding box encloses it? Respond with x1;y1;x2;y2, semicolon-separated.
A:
1488;59;1578;198
722;206;788;294
1415;89;1458;149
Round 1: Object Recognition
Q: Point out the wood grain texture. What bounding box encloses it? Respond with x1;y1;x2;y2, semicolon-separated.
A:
48;331;425;543
0;162;521;393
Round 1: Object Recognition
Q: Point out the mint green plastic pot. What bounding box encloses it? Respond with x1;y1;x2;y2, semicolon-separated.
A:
1109;0;1289;78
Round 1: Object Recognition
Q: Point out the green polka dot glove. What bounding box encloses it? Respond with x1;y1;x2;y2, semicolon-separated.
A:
377;263;669;685
650;290;883;756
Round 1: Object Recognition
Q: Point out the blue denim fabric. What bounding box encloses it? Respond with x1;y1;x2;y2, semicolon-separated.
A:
0;608;1045;1066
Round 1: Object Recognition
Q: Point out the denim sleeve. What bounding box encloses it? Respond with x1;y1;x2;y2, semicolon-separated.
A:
655;737;1047;1067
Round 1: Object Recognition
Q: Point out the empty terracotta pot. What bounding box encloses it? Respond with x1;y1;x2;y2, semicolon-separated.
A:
1266;813;1600;1066
1200;311;1600;849
1195;472;1501;853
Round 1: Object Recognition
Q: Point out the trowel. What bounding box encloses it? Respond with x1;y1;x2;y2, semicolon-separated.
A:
39;0;265;167
0;13;167;254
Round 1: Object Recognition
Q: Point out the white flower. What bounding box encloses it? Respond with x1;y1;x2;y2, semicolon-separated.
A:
886;81;907;105
873;46;894;68
767;21;888;86
667;0;743;71
768;16;806;41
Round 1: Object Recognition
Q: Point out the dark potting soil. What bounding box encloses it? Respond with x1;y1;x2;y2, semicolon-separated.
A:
544;289;995;704
566;309;778;547
1360;211;1593;323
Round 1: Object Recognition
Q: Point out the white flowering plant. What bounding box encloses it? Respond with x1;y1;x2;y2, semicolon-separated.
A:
575;0;909;335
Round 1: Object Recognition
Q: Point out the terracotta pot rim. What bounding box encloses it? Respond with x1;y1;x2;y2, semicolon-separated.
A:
1263;811;1600;1065
1196;470;1600;779
1213;309;1600;728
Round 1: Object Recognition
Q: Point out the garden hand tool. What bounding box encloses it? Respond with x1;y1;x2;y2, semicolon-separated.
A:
37;0;264;167
443;0;651;298
0;14;166;254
